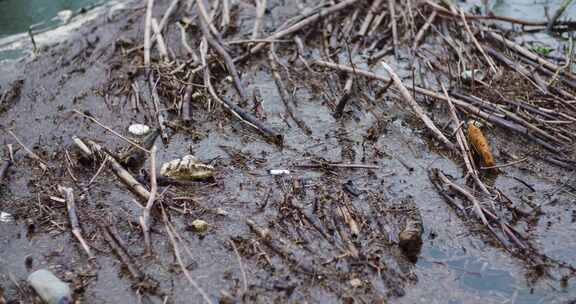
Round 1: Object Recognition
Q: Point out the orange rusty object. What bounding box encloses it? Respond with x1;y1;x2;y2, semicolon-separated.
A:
467;121;495;168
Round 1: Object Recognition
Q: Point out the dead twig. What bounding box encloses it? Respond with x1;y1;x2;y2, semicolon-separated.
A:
140;146;157;256
163;211;213;303
381;62;455;150
3;129;48;171
58;186;96;261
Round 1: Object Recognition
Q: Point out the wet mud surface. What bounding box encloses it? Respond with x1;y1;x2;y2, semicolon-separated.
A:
1;0;576;303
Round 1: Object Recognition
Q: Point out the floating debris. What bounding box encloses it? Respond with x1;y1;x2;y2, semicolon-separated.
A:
128;124;152;136
27;269;72;304
160;155;214;181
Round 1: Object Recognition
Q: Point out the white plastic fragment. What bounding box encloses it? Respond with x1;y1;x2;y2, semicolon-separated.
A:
27;269;72;304
128;124;151;136
0;211;13;223
461;69;485;81
268;169;290;175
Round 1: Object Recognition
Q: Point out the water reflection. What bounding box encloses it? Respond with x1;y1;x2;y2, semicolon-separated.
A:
0;0;102;38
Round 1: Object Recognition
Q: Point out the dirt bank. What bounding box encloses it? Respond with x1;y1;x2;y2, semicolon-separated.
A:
1;0;575;303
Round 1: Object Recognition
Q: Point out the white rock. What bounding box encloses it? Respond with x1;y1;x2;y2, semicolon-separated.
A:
27;269;72;304
128;124;151;136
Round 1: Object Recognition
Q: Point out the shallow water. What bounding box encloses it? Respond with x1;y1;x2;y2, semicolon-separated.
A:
0;0;107;39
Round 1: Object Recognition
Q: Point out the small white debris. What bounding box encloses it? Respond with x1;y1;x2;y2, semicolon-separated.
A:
0;211;14;223
28;269;72;304
191;219;209;232
461;69;485;81
350;278;362;288
268;169;290;175
49;196;66;203
57;10;73;24
128;124;151;136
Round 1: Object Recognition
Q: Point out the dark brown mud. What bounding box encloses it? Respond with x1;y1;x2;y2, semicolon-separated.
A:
1;1;575;303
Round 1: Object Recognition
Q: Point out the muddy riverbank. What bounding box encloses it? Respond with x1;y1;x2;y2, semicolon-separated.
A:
1;0;576;303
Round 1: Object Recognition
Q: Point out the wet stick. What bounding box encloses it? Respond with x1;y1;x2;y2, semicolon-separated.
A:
197;2;247;101
4;129;48;171
140;146;157;256
388;0;399;59
181;84;194;125
199;39;283;144
432;170;510;251
148;74;169;143
412;10;436;50
144;0;154;72
99;224;147;282
251;0;267;41
459;9;498;75
86;140;151;202
229;239;248;295
239;0;361;60
380;62;455;150
486;30;576;81
73;110;149;153
268;45;311;135
221;0;230;31
315;60;561;152
440;83;491;195
163;214;213;304
335;0;383;117
547;0;574;32
58;186;95;261
246;219;316;274
151;18;169;62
